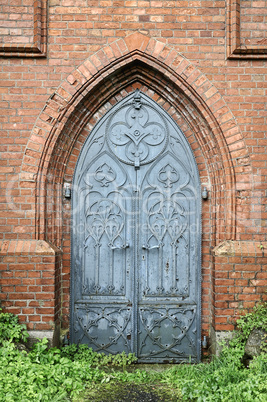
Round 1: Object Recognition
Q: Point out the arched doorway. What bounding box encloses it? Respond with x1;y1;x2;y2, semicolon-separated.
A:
71;89;201;363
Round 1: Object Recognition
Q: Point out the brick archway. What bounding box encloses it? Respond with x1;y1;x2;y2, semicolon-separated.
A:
19;32;254;336
23;33;248;246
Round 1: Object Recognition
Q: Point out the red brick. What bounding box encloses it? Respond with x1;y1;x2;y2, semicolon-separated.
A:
0;1;266;343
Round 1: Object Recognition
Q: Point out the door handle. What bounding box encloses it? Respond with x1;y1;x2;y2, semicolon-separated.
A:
142;244;160;250
110;243;129;250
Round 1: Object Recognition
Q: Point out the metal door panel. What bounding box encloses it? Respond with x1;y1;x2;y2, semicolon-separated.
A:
71;90;201;361
137;146;199;361
71;149;134;352
138;305;197;361
140;152;192;299
73;304;132;353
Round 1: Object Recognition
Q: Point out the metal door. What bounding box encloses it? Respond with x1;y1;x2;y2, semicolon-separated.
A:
71;90;201;362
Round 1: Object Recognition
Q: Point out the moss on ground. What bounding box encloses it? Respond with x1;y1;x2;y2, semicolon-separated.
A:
80;382;181;401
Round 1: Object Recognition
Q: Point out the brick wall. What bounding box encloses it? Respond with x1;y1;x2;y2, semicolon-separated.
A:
0;240;61;331
0;1;266;348
213;241;267;331
0;0;46;56
1;1;34;45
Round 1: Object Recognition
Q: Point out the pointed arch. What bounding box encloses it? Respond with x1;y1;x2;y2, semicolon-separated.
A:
22;32;250;246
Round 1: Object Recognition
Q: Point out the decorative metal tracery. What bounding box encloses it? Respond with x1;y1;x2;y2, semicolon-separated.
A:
71;90;201;362
107;89;168;168
138;307;196;358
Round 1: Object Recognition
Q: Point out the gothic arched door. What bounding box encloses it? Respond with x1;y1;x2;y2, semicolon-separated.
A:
71;90;201;363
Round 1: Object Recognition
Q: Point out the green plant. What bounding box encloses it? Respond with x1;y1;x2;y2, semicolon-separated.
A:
0;341;106;401
261;334;267;354
236;302;267;341
0;309;29;345
61;343;137;368
0;307;266;401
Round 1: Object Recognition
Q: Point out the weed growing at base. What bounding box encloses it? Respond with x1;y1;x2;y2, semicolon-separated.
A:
0;304;266;401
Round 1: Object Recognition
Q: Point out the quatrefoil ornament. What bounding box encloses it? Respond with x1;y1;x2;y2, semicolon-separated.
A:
107;90;168;168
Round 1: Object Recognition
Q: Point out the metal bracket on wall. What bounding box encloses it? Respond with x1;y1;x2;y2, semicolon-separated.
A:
64;184;71;199
202;187;208;200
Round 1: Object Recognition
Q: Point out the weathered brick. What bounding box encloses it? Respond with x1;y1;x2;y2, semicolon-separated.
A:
0;1;266;346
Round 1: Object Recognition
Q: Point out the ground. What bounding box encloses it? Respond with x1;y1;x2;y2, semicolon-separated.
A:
82;383;179;401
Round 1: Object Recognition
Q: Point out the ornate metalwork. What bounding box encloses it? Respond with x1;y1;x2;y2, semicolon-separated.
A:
158;164;179;188
140;153;190;299
107;89;168;168
83;165;129;296
71;90;201;362
94;163;116;187
74;304;132;353
138;307;196;359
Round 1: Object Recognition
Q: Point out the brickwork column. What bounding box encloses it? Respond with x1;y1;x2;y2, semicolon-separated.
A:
211;240;267;354
0;240;62;346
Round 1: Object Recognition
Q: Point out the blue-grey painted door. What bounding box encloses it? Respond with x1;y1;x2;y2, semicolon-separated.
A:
71;90;201;362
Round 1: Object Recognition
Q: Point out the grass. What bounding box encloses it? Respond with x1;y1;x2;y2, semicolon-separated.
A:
0;303;267;401
0;337;266;401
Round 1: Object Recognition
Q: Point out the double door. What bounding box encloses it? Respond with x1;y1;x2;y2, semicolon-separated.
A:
71;90;201;362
